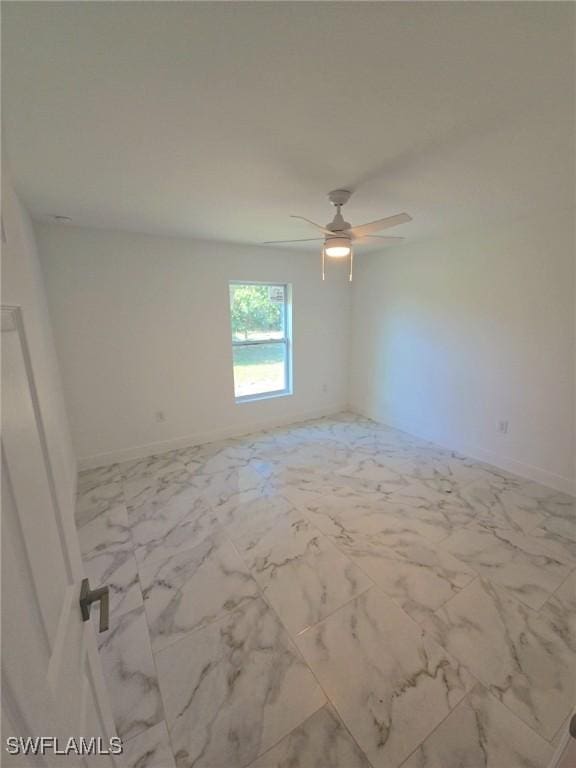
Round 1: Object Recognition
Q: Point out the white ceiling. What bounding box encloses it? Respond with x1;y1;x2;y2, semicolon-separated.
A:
3;2;574;251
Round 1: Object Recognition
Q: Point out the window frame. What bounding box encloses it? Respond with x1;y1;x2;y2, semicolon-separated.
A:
229;280;293;404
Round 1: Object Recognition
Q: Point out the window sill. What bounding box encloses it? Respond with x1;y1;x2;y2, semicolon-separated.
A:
235;389;293;405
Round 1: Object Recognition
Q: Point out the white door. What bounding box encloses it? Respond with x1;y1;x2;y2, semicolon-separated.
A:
1;305;121;766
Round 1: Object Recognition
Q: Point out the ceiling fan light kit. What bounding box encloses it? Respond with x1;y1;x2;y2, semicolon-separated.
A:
322;241;354;282
324;236;351;258
264;188;412;283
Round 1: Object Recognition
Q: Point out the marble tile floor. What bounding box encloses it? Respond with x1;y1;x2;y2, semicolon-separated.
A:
75;413;575;768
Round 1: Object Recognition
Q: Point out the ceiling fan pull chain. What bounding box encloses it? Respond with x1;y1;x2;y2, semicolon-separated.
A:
349;247;354;282
321;246;326;281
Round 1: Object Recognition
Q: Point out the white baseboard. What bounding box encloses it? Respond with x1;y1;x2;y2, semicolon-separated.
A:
351;407;575;497
77;404;348;470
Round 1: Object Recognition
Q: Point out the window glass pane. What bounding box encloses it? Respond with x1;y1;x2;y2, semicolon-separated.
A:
229;284;285;342
233;342;286;398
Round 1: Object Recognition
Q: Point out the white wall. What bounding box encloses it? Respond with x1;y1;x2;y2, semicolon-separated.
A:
350;211;575;494
1;170;77;513
36;224;351;467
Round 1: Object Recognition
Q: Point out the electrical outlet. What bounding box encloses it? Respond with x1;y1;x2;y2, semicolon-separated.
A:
155;411;166;423
498;420;509;435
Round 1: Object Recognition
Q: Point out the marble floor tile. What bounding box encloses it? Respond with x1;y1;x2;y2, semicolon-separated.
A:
155;598;326;768
119;452;187;482
74;413;576;768
515;483;575;517
401;683;552;768
549;712;574;753
174;439;241;473
140;533;259;652
538;515;576;558
537;492;576;546
78;506;143;619
521;481;576;561
83;547;142;621
132;495;221;568
383;481;479;533
527;524;576;566
123;467;197;512
294;497;369;539
336;454;439;492
197;466;267;517
296;587;473;768
98;606;164;740
76;481;125;528
439;522;572;609
77;463;123;494
280;469;449;543
246;704;371;768
123;721;176;768
538;571;576;654
274;444;355;472
438;455;521;487
187;444;255;476
333;528;476;624
422;578;575;741
216;494;297;542
235;514;373;635
78;503;131;554
415;454;516;490
459;481;550;534
282;468;379;510
306;495;462;546
248;456;282;482
336;449;501;506
548;569;576;614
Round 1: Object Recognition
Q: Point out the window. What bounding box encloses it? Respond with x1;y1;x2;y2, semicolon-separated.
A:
229;282;292;402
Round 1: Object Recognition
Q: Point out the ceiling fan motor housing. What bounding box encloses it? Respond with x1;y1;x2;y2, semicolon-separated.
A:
328;189;352;207
327;216;350;232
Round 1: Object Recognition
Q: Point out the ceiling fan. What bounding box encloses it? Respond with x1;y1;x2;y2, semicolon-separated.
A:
263;189;412;281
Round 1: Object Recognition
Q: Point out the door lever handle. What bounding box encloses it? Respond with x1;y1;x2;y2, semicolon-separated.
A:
80;578;109;633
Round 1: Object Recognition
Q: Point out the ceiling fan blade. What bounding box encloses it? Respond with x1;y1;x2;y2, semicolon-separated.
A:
349;212;412;238
352;235;405;243
290;215;333;235
352;235;404;245
261;238;323;244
